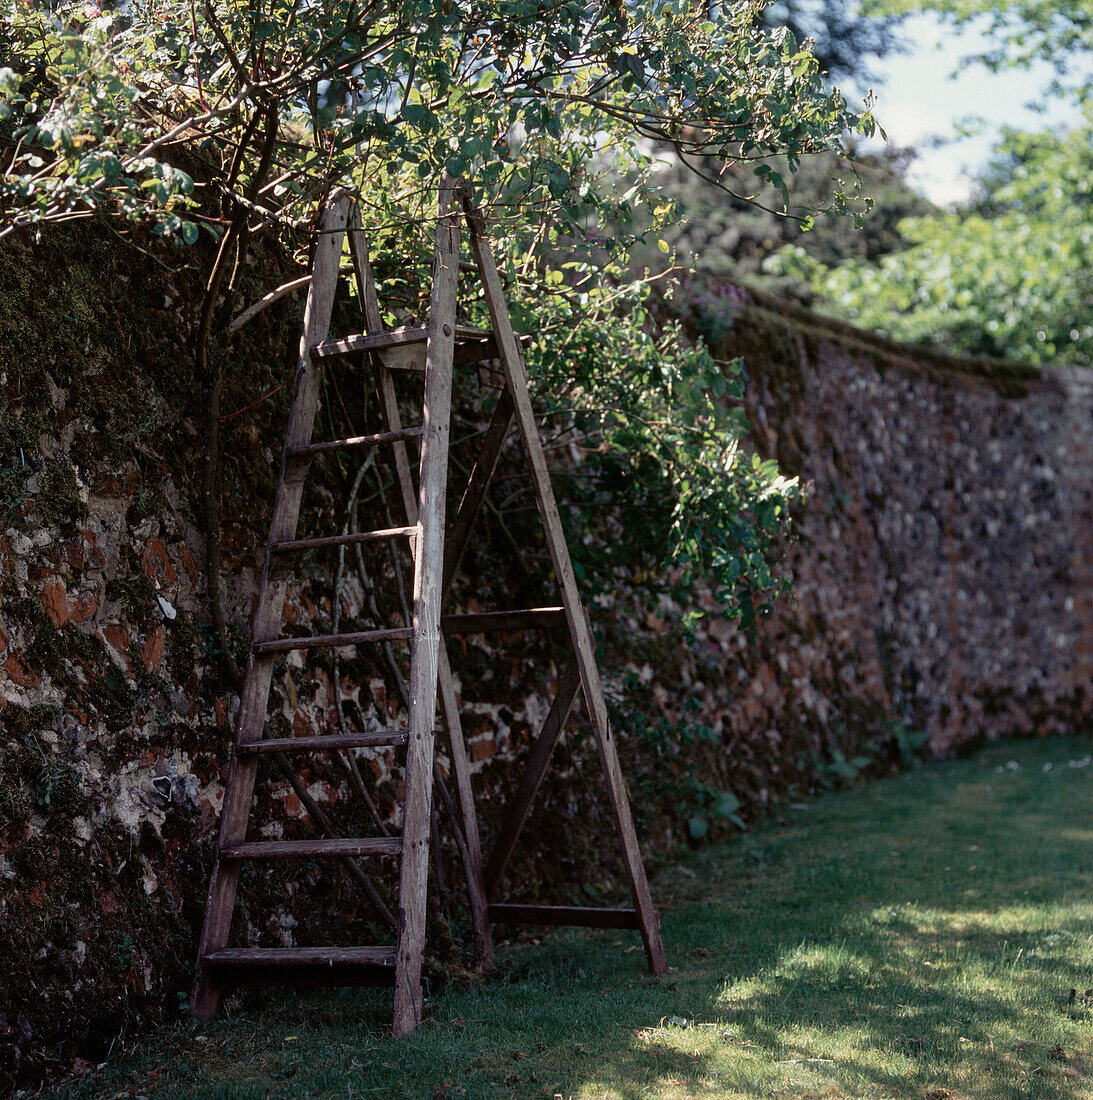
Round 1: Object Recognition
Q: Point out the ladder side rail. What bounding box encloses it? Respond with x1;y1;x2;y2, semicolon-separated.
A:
347;205;494;973
391;183;461;1036
463;199;667;976
192;193;352;1020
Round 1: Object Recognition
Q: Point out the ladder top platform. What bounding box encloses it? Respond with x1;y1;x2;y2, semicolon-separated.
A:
312;323;491;361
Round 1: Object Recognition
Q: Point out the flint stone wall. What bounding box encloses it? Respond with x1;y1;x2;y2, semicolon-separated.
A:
1;239;1091;1086
719;289;1093;758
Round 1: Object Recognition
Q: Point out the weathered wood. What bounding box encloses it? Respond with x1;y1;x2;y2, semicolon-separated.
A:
192;194;352;1022
201;949;397;990
464;196;667;977
219;837;403;859
287;426;423;458
271;526;415;553
204;946;396;966
371;343;426;372
441;607;566;634
235;731;409;754
349;205;494;976
392;180;461;1038
347;332;508;374
312;323;427;359
441;386;515;598
488;905;642;930
312;323;489;361
483;655;581;898
197;187;663;1035
454;336;502;366
252;626;413;654
364;335;505;372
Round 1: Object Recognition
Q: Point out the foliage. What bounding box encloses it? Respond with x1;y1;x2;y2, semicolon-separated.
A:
0;0;873;240
348;166;803;623
772;117;1093;364
509;270;803;628
784;1;1093;366
0;0;876;624
686;782;745;840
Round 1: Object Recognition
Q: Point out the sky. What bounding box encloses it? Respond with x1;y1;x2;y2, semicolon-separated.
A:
852;13;1083;207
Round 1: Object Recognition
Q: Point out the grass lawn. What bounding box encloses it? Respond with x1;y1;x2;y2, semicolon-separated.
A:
48;735;1093;1099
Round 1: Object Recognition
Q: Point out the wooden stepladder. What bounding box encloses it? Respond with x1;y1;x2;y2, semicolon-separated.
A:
192;181;666;1037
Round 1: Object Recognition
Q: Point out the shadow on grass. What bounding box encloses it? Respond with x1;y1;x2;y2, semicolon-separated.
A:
53;737;1093;1099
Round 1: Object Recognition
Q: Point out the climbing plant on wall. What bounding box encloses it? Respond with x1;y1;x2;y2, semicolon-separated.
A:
0;0;879;632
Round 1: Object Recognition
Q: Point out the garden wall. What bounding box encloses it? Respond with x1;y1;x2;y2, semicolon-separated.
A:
1;236;1090;1087
711;289;1092;759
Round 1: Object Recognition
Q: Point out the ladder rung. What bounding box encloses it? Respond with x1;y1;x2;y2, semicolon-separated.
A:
312;323;490;361
313;323;426;360
271;526;416;554
488;904;641;930
254;626;413;654
287;426;423;458
200;946;398;989
235;731;409;754
203;946;397;967
219;838;402;860
441;607;567;634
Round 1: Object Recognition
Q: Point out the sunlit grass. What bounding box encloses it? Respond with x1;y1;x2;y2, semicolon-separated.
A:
49;736;1093;1099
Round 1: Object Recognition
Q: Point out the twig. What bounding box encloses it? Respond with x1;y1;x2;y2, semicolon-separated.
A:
228;275;311;333
218;378;288;421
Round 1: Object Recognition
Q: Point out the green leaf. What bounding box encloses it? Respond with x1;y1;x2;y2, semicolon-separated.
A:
712;791;740;818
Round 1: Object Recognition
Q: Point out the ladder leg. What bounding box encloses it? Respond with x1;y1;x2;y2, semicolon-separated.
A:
192;195;352;1017
392;181;462;1037
463;201;667;976
191;748;260;1018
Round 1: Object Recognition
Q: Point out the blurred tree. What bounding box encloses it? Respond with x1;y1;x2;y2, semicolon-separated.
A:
778;0;1093;365
615;3;918;303
865;0;1093;99
762;0;907;83
636;142;934;301
774;116;1093;364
